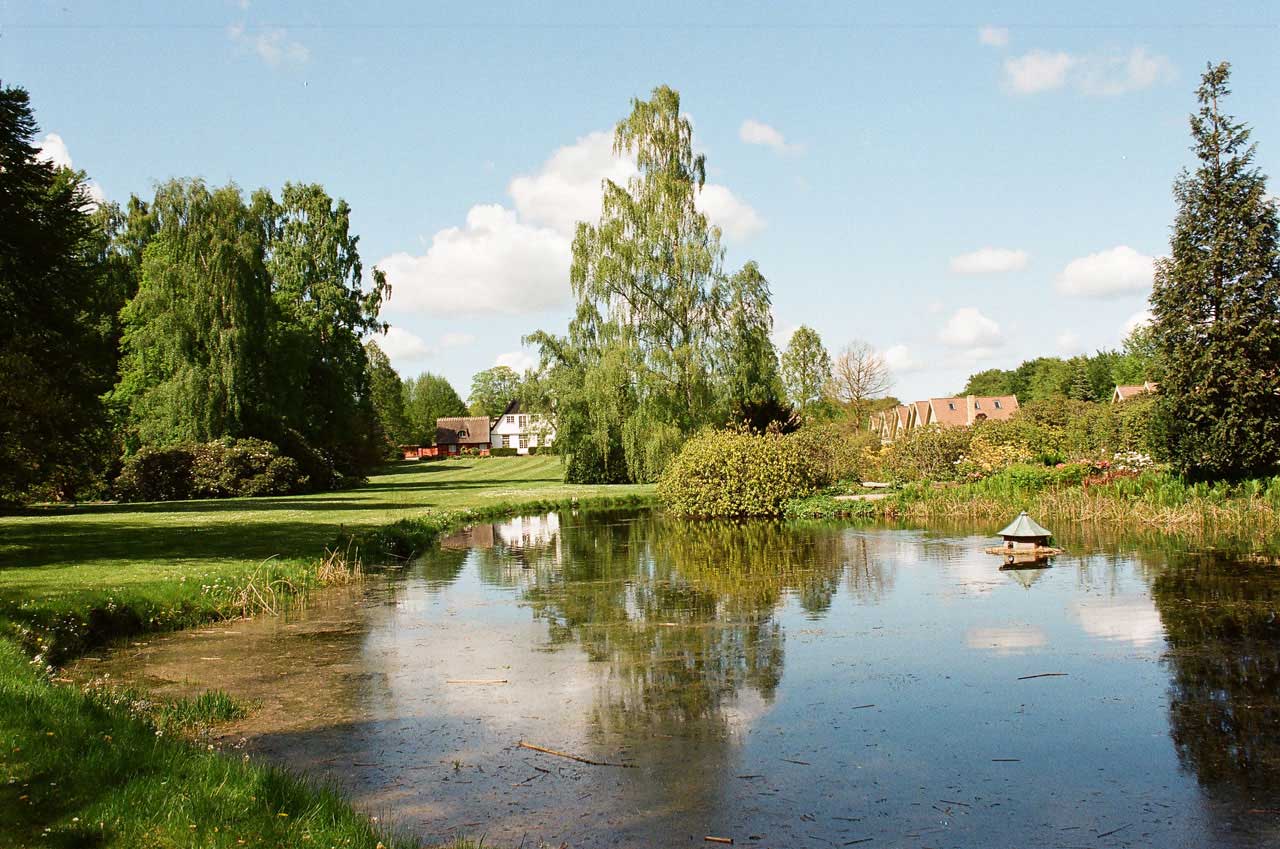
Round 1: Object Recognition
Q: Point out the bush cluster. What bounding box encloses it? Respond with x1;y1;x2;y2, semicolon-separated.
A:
114;438;307;502
490;447;520;457
658;426;859;518
873;395;1162;484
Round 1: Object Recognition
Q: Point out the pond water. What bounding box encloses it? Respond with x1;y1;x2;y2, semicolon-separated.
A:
81;509;1280;847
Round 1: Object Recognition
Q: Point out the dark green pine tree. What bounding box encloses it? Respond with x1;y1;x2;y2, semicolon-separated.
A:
1151;62;1280;479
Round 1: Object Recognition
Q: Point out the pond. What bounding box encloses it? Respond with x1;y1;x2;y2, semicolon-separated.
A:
79;509;1280;847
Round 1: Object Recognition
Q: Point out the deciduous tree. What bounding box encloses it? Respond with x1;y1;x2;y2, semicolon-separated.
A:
780;325;831;414
827;341;891;425
468;366;522;417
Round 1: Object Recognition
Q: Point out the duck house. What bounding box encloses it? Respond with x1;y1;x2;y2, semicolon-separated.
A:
996;511;1053;552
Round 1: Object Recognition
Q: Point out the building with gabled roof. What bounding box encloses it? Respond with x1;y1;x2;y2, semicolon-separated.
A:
490;400;556;455
435;416;492;455
1112;382;1158;403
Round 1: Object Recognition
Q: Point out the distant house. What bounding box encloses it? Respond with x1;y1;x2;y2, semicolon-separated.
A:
435;416;492;455
925;395;1019;427
1112;382;1158;403
490;400;555;455
881;395;1018;441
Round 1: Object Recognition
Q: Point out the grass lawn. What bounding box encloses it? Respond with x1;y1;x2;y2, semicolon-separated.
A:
0;456;649;848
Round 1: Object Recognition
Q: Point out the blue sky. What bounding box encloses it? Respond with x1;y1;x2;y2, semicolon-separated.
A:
7;0;1279;402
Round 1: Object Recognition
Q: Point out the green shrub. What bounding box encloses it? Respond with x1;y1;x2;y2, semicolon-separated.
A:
490;447;519;457
879;425;975;483
658;428;824;517
789;424;868;487
782;493;877;520
115;439;307;502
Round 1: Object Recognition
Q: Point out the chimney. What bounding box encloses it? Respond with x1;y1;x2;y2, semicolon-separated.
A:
966;394;977;424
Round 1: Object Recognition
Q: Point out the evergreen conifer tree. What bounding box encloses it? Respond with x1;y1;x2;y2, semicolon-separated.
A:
1150;62;1280;479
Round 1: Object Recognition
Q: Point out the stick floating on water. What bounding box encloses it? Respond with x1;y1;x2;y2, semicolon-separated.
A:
1017;672;1068;680
446;679;509;685
517;741;635;768
704;838;734;845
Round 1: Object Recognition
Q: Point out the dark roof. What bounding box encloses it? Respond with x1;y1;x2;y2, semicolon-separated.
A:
435;416;491;445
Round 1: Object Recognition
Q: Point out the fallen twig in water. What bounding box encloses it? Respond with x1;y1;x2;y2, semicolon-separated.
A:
1017;672;1069;680
780;758;811;766
517;741;635;768
704;838;733;845
939;799;970;807
991;758;1021;762
851;704;876;709
446;679;509;685
1097;823;1132;839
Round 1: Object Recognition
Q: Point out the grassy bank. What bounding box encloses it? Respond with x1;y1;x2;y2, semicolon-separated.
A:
880;467;1280;539
0;456;651;847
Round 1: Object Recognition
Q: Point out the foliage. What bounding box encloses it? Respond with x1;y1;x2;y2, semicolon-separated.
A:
731;397;803;434
468;365;522;417
0;84;118;504
657;428;830;517
528;85;779;483
365;340;411;448
403;371;467;444
1150;62;1280;479
780;325;832;414
878;424;976;482
782;493;877;520
490;446;520;457
114;438;306;502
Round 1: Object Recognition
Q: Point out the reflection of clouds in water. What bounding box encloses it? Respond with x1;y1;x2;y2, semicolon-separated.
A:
966;625;1048;654
1074;598;1166;647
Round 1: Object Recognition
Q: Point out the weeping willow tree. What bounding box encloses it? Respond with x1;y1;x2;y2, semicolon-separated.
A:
529;85;779;482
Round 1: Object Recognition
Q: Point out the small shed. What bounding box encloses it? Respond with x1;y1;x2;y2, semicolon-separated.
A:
997;512;1053;551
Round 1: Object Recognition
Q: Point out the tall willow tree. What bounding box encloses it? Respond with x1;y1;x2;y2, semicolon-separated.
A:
114;179;271;447
530;86;778;483
1150;62;1280;479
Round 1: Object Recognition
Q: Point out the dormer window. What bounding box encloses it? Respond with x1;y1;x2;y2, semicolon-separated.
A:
947;402;955;411
506;415;514;423
974;400;981;409
994;400;1002;409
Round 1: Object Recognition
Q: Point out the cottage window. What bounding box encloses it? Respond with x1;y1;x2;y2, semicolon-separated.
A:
518;415;527;428
506;415;514;424
502;434;511;448
519;434;528;450
947;402;955;411
994;400;1002;409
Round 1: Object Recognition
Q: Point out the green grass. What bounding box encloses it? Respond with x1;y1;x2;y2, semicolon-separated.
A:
0;456;650;848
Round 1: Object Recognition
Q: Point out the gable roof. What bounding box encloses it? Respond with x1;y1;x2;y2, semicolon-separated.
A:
435;416;491;445
896;405;911;428
928;397;968;427
912;400;930;426
1113;382;1158;402
973;395;1019;421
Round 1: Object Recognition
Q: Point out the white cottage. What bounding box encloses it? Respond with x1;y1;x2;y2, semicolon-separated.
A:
490;400;556;455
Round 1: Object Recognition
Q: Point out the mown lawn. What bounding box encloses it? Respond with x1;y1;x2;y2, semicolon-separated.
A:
0;456;650;659
0;457;649;848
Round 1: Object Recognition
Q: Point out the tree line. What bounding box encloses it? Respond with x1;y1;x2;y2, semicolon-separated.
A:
2;82;401;503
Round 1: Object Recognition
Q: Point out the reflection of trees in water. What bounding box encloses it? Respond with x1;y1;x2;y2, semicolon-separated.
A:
413;546;469;590
1151;552;1280;791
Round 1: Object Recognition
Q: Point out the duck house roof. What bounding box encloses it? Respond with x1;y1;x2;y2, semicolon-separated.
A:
998;511;1052;538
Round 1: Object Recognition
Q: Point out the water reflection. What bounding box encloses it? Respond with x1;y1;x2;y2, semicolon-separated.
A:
1153;553;1280;793
75;509;1280;847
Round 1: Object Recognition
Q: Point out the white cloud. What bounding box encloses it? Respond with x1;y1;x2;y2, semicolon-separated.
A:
509;131;635;237
1076;48;1175;96
1056;245;1155;298
1055;330;1081;353
1003;50;1076;94
372;327;476;364
939;307;1003;349
34;132;105;206
34;132;72;169
948;247;1029;275
378;205;572;316
1123;309;1153;337
509;130;763;242
228;22;309;67
496;350;538;373
882;344;923;374
696;183;765;240
738;119;802;154
381;129;764;317
978;26;1009;48
1003;47;1173;96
